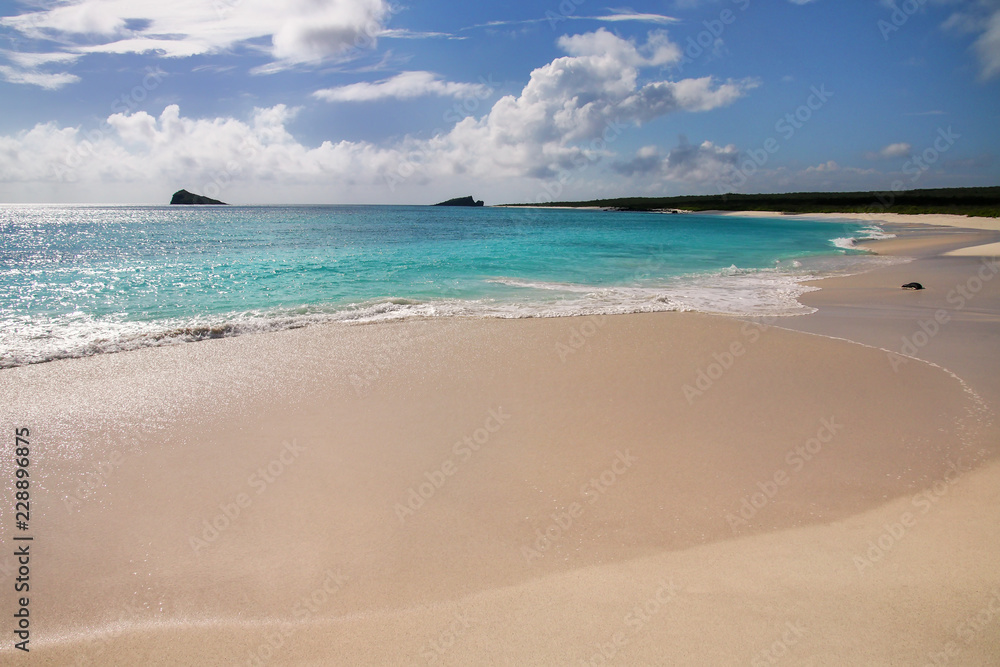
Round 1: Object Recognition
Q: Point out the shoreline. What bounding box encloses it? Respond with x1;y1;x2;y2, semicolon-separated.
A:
2;214;998;664
716;209;1000;254
4;209;981;370
714;209;1000;229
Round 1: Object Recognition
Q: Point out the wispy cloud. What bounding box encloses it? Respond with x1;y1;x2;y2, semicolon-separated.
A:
4;51;80;68
379;29;464;40
974;9;1000;79
0;0;394;85
942;0;1000;80
464;10;679;31
0;64;80;89
313;71;489;102
0;49;82;89
590;11;681;24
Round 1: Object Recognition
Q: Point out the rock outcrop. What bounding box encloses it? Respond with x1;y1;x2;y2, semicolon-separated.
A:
170;189;228;205
433;196;484;207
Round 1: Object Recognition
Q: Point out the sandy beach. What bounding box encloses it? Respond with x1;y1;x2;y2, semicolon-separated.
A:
2;216;999;665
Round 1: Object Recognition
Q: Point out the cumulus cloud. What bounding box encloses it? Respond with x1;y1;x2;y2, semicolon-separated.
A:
805;160;840;172
467;29;748;150
612;145;668;177
313;71;490;102
612;139;739;183
0;29;753;199
0;0;391;87
0;103;415;191
662;139;740;180
865;142;913;160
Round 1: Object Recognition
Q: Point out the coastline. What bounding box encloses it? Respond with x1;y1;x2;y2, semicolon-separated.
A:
2;213;998;664
716;209;1000;257
715;209;1000;230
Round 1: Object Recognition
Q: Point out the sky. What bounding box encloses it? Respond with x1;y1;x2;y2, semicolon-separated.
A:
0;0;998;205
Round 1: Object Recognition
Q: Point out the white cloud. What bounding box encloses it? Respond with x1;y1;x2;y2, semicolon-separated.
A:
468;11;679;30
558;27;682;67
313;71;490;102
865;142;913;160
0;103;399;183
0;65;80;89
942;0;1000;79
0;29;753;201
438;29;751;178
591;12;680;24
0;0;392;84
974;8;1000;78
612;139;740;183
378;29;462;39
4;51;80;68
0;47;82;89
805;160;840;172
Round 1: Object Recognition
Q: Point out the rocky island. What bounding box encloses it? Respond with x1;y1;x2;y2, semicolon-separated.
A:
170;189;228;205
433;196;484;207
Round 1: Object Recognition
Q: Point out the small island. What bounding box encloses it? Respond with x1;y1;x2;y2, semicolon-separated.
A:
434;196;484;207
170;189;228;206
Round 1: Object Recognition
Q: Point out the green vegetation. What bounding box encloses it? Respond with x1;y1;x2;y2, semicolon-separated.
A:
503;186;1000;217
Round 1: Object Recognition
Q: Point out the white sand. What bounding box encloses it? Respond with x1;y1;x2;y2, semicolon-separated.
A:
943;241;1000;257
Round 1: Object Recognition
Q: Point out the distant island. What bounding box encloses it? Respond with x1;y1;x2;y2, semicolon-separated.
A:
434;196;484;207
170;189;228;206
501;186;1000;217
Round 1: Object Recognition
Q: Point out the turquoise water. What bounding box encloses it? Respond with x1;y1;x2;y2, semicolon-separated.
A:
0;204;891;367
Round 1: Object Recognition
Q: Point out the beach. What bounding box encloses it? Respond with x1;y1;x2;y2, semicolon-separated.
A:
2;215;999;665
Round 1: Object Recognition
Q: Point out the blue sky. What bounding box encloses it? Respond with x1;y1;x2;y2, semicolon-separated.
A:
0;0;998;204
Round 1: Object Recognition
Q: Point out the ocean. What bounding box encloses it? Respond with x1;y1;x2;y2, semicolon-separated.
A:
0;204;897;367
